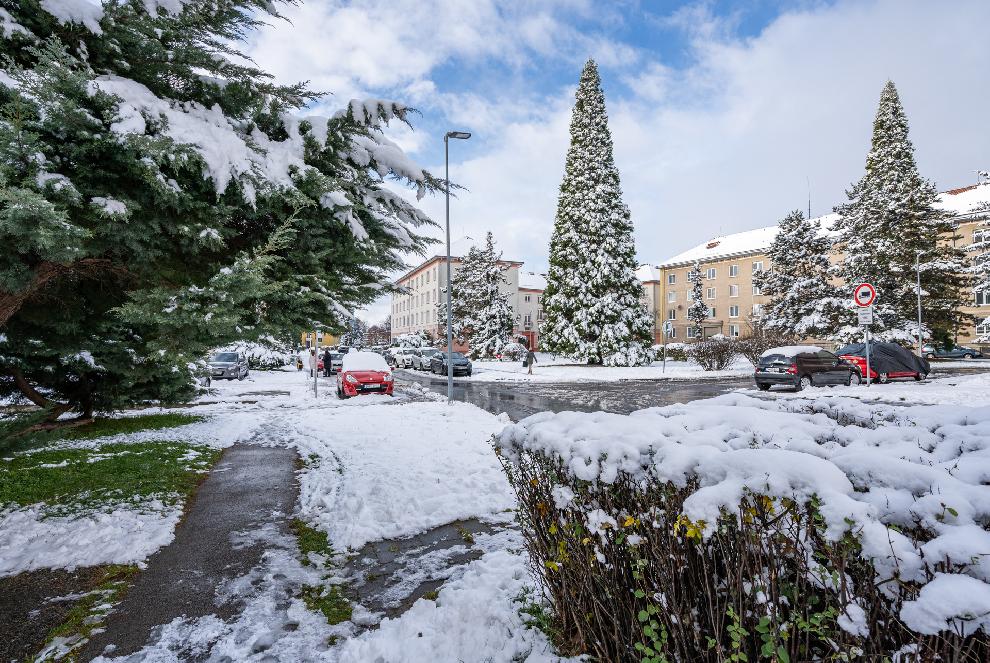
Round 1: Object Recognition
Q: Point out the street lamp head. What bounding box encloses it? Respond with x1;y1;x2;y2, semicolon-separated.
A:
445;131;472;140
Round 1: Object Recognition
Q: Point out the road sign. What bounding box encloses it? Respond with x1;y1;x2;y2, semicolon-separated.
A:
857;307;873;326
662;320;673;335
853;283;876;307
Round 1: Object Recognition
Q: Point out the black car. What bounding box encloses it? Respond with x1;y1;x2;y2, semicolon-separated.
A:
430;351;473;376
754;346;859;392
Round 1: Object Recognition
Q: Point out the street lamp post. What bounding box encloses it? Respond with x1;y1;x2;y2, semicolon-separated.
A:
916;251;923;357
444;130;471;403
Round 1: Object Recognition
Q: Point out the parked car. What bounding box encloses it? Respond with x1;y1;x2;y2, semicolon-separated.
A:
328;352;344;373
337;351;394;399
754;346;859;391
413;348;441;370
922;344;982;360
836;342;929;383
430;351;473;377
209;351;250;381
391;348;416;369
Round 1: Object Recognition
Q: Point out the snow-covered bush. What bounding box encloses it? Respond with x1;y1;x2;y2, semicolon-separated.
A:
218;340;292;370
735;319;796;367
688;335;737;370
394;331;430;348
499;342;528;362
653;342;689;362
497;394;990;662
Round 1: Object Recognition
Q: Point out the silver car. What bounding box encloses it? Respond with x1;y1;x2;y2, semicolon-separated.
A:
413;348;440;370
209;352;249;380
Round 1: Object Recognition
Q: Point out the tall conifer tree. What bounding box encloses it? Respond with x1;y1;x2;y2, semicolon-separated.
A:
540;59;653;366
833;81;967;343
687;261;708;336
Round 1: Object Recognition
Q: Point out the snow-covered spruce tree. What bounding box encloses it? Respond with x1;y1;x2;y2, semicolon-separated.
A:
436;232;514;358
832;81;967;344
539;59;653;366
686;261;708;336
0;1;437;419
756;210;843;339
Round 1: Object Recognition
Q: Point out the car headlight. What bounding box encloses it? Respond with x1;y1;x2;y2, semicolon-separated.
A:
345;374;358;384
383;373;393;382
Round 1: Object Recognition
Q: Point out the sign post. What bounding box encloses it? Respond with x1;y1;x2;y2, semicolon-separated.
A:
662;320;673;374
853;284;877;388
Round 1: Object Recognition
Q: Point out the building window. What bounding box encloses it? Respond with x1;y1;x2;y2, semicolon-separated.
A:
729;284;739;297
753;284;762;296
752;261;764;273
978;322;990;336
729;305;740;318
538;308;544;320
729;324;740;337
524;294;531;303
706;287;716;300
667;291;676;303
706;268;717;280
707;307;716;318
667;309;676;320
729;265;739;277
687;290;694;302
669;327;676;338
667;273;676;285
687;327;697;339
976;290;990;306
752;303;763;317
524;313;532;324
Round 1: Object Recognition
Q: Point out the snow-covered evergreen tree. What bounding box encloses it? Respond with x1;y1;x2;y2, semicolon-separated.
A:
437;233;513;359
756;210;843;339
539;59;653;366
0;2;437;418
833;80;967;343
686;261;708;336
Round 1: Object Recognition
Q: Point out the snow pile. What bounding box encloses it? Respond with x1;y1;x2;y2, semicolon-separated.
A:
498;392;990;639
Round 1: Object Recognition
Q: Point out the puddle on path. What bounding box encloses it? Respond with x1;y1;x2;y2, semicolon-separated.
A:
339;518;508;623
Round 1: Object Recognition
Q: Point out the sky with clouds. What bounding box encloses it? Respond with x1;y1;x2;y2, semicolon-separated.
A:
243;0;990;323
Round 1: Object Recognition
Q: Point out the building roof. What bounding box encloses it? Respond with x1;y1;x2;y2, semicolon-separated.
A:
394;254;525;285
519;271;547;291
658;184;990;268
635;264;662;282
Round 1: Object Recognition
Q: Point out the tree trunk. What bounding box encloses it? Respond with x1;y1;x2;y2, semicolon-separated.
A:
6;366;72;421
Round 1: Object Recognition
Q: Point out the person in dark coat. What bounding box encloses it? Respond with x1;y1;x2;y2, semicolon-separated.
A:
323;347;333;377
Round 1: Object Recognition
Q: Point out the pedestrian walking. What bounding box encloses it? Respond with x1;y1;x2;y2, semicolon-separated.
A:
524;348;537;375
308;348;318;378
322;347;333;377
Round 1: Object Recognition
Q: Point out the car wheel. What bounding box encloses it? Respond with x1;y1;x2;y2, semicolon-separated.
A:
964;353;974;359
797;375;812;391
925;353;934;359
848;371;861;386
237;373;245;381
757;383;771;391
878;373;890;384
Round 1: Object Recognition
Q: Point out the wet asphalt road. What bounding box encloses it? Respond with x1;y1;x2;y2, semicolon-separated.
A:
397;370;753;420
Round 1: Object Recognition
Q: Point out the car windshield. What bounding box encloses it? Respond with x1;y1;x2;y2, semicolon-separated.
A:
330;353;343;360
449;352;467;361
759;353;790;365
342;351;390;372
212;353;238;362
422;349;439;356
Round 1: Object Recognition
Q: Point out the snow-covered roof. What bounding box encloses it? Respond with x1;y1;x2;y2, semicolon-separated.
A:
635;264;661;282
518;271;547;291
659;184;990;268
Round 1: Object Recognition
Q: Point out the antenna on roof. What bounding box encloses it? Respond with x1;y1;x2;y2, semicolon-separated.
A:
807;176;812;219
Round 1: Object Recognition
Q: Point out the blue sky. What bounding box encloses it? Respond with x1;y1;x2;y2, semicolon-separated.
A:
244;0;990;322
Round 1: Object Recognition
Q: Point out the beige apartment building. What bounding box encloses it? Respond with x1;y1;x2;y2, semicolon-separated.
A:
642;181;990;346
390;256;546;349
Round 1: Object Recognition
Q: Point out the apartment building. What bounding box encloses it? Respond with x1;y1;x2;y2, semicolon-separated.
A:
643;181;990;345
390;256;546;349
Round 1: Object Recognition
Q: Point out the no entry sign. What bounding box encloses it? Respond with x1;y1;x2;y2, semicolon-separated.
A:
853;283;876;308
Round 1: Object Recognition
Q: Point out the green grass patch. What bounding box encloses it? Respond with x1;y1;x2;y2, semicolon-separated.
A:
1;412;204;455
0;441;221;513
301;584;352;625
35;565;138;661
290;518;334;564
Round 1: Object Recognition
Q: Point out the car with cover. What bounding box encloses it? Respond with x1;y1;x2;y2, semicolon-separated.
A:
337;351;394;398
836;342;929;383
754;346;859;391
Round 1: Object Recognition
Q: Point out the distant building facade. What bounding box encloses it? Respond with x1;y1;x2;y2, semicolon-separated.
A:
639;182;990;346
390;256;546;350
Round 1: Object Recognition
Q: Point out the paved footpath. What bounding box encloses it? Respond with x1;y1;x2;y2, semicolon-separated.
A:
82;444;298;660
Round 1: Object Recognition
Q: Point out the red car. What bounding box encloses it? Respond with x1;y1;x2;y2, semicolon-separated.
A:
836;342;928;383
337;351;394;398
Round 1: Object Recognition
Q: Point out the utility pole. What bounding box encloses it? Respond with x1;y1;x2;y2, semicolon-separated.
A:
444;130;471;403
916;251;924;357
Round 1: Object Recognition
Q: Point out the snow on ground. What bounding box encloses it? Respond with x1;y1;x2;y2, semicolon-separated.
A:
462;353;753;383
0;500;180;576
759;368;990;406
